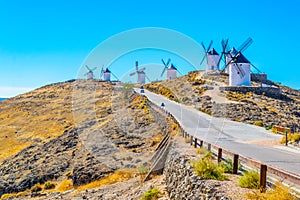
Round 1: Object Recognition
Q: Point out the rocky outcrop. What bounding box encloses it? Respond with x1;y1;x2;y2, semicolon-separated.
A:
164;150;229;200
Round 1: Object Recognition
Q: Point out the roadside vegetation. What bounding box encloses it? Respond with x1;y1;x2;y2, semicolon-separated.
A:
245;182;297;200
281;133;300;144
238;170;260;189
191;151;227;180
140;188;161;200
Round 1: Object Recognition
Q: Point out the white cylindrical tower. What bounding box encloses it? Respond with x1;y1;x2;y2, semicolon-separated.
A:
225;48;238;73
103;68;111;81
229;53;251;86
138;71;146;84
166;65;177;79
87;71;93;79
207;48;220;71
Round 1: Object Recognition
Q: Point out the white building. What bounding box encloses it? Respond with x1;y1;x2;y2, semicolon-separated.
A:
229;52;251;86
137;71;146;84
225;48;238;73
206;48;220;71
166;64;177;79
87;71;93;79
103;68;111;81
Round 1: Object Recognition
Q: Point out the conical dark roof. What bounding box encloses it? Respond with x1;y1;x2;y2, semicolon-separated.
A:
232;52;250;64
104;68;111;73
169;64;177;70
208;48;219;55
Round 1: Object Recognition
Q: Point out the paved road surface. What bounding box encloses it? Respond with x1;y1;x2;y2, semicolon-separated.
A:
136;89;300;176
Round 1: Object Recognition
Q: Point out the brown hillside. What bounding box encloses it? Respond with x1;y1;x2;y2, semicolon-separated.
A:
0;80;168;198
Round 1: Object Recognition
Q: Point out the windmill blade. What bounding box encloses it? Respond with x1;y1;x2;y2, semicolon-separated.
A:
100;70;104;79
161;59;166;67
172;64;183;75
145;74;151;83
207;40;213;52
176;68;183;76
129;72;136;76
161;67;167;77
199;55;206;65
138;67;146;72
237;37;253;53
217;39;229;67
111;71;119;80
85;65;91;71
90;67;97;71
201;42;206;52
166;58;171;66
235;64;245;78
250;63;262;73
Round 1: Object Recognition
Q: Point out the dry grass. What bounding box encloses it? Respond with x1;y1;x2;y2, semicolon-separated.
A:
0;81;116;162
245;182;297;200
75;170;135;191
0;190;30;199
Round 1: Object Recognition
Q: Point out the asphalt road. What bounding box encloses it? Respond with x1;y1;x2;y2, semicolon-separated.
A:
136;89;300;176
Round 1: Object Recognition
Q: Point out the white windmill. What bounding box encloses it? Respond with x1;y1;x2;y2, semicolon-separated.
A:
100;66;119;81
160;59;177;80
84;65;97;79
160;59;183;80
200;40;220;71
129;61;150;84
218;38;253;86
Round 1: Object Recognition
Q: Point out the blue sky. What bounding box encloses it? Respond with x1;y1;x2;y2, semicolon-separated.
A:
0;0;299;97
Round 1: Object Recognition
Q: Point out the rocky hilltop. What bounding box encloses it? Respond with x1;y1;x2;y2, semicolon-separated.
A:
145;71;300;133
0;80;170;198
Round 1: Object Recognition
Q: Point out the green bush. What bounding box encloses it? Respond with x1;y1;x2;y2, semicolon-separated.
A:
191;152;227;180
219;158;242;173
44;180;56;190
238;170;260;189
265;125;272;130
219;158;233;173
141;188;161;200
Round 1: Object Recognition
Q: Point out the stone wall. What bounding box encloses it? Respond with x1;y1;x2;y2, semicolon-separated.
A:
219;86;281;97
163;149;229;200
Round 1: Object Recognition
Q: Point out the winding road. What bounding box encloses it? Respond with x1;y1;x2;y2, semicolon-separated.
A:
136;89;300;177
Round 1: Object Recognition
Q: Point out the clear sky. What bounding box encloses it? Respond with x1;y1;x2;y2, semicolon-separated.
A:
0;0;299;97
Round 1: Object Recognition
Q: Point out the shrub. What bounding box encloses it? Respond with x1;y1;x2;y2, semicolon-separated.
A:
171;123;178;131
30;183;42;192
141;188;161;200
191;152;227;180
265;125;272;130
292;133;300;142
44;180;56;190
196;147;207;155
245;182;297;200
219;158;233;173
254;121;264;127
281;133;300;144
238;170;260;189
185;137;191;143
219;158;242;173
